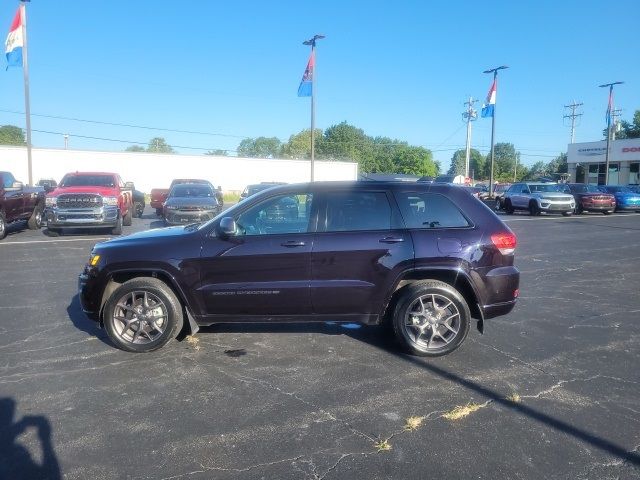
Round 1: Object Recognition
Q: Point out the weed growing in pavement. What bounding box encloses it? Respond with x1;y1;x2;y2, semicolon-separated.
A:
443;402;485;420
374;439;392;452
404;416;426;431
506;392;521;403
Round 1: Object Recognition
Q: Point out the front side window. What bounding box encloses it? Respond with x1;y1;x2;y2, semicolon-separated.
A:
395;192;471;229
236;193;312;236
324;191;391;232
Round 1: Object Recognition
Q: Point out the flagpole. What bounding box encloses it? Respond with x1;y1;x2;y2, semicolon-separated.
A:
20;1;33;186
483;65;508;197
303;34;324;182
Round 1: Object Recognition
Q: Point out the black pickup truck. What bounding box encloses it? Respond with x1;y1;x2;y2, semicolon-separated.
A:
0;171;45;240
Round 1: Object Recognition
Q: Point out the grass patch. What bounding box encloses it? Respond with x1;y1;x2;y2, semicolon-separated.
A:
506;392;521;403
404;416;426;431
443;402;484;420
185;335;201;350
374;439;392;452
223;192;241;203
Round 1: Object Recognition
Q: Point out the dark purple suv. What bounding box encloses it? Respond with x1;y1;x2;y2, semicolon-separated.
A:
79;182;519;357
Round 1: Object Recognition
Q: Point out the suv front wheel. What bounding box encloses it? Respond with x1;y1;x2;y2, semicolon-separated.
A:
103;277;184;353
392;281;471;357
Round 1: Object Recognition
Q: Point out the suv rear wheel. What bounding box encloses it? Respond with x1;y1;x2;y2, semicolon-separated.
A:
103;277;184;353
504;199;514;214
392;281;470;357
529;201;540;216
0;211;6;240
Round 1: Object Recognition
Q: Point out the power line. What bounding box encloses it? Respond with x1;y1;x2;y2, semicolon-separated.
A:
563;101;583;143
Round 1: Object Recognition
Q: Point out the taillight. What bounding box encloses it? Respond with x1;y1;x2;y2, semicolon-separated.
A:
491;232;517;255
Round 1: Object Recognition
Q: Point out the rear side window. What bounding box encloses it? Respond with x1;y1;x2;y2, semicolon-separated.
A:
325;191;391;232
395;192;471;229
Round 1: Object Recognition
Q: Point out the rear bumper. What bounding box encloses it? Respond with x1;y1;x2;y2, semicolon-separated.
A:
45;206;119;228
482;300;517;319
478;265;520;319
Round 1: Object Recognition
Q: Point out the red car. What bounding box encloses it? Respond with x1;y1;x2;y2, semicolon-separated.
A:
44;172;133;235
562;183;616;215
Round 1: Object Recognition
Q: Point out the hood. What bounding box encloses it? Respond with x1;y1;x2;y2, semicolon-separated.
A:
165;197;218;208
49;186;118;197
96;226;196;249
532;192;573;199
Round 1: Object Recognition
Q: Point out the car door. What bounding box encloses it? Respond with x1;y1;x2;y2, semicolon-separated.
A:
197;190;317;318
310;189;414;317
1;172;24;220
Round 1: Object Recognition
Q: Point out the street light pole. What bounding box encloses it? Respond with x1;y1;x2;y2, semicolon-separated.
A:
483;66;508;197
303;34;325;182
599;81;624;185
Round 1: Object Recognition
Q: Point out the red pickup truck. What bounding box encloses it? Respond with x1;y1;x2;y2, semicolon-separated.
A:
44;172;133;235
0;171;45;240
151;179;223;216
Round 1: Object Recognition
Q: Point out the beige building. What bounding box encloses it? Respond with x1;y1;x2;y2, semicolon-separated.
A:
568;138;640;185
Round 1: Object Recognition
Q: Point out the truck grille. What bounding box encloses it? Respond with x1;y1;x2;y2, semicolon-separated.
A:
57;194;103;209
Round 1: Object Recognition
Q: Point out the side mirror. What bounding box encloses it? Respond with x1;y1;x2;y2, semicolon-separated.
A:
218;217;237;237
6;181;23;191
124;182;135;190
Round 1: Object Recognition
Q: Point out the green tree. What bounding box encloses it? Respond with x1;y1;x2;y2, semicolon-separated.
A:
0;125;25;145
205;149;228;156
448;148;484;177
394;146;438;176
237;136;282;158
125;145;146;152
485;143;520;182
547;152;567;174
603;109;640;139
280;129;323;159
147;137;174;153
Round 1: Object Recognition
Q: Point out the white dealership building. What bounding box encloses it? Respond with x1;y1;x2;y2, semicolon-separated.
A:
0;146;359;192
567;138;640;185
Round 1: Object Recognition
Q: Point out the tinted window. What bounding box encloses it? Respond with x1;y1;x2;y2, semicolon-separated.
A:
395;192;470;229
325;191;391;232
236;193;312;236
529;184;561;193
170;185;214;198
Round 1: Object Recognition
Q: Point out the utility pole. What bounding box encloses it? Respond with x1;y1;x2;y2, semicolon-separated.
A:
483;66;508;197
302;34;325;182
563;101;583;144
63;134;69;149
611;109;622;140
462;97;477;179
599;81;624;185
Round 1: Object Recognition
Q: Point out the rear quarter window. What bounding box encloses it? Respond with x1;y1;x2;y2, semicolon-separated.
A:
394;192;471;229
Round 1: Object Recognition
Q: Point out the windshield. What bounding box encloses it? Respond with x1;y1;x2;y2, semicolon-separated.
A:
529;184;562;193
60;175;115;187
572;184;601;193
170;185;214;198
603;186;631;193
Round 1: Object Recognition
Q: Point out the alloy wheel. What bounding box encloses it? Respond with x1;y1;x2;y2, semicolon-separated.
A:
112;290;168;344
403;293;461;351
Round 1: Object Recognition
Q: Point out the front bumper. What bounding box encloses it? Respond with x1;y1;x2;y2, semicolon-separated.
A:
46;206;119;228
617;202;640;210
538;199;575;212
164;208;219;225
78;271;101;321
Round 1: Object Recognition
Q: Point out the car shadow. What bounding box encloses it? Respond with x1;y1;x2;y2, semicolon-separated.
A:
66;295;112;347
0;397;61;480
200;321;640;467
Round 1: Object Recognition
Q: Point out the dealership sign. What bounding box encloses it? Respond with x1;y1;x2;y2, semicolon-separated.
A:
578;147;606;156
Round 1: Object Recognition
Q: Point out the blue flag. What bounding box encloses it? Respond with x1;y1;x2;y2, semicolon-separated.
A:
297;52;314;97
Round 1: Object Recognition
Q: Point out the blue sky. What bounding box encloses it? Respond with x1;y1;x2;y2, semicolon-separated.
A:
0;0;638;170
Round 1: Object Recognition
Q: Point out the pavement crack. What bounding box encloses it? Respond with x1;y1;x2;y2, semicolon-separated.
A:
472;339;558;378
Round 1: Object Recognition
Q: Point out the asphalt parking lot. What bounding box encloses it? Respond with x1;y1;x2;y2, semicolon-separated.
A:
1;208;639;479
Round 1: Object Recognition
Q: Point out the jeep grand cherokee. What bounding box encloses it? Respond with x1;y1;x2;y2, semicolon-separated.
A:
79;182;520;357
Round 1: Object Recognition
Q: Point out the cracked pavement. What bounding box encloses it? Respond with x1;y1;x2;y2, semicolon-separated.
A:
0;209;639;479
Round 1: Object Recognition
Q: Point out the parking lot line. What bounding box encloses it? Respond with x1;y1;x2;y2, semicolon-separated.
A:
0;237;111;246
502;212;640;222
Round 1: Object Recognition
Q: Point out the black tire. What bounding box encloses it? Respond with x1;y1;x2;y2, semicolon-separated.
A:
529;201;540;216
134;201;144;218
156;208;163;217
575;204;583;215
103;277;184;353
111;215;123;235
123;207;133;226
392;280;471;357
505;199;514;215
494;198;502;211
27;204;43;229
0;211;6;240
562;211;573;217
603;210;611;215
46;227;61;237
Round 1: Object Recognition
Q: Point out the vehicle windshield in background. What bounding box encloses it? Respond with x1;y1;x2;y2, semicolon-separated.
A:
60;175;115;187
573;184;602;193
602;186;631;193
169;185;214;198
529;184;561;193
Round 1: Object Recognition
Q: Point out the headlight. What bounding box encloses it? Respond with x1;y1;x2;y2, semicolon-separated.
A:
103;196;118;206
45;197;57;207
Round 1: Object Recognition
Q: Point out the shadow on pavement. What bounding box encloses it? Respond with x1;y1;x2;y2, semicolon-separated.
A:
66;294;111;347
0;397;61;480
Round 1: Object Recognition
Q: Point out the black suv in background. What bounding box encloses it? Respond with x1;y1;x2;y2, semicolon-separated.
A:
79;182;520;357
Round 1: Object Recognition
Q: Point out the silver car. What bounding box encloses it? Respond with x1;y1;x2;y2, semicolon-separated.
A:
502;182;575;216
